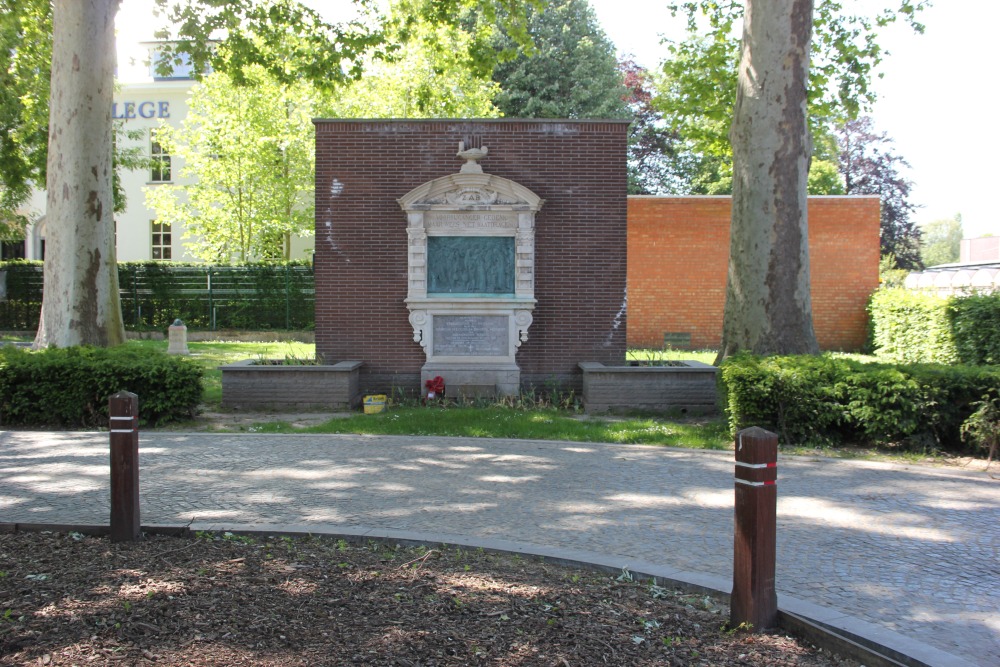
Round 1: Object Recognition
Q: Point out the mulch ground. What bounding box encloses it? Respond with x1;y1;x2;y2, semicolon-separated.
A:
0;531;859;666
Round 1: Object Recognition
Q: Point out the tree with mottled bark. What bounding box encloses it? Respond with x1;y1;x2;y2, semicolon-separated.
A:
36;0;125;348
716;0;819;361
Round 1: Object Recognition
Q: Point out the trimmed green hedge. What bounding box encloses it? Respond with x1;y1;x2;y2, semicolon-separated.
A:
720;353;1000;451
0;345;203;427
949;293;1000;365
870;288;1000;365
0;260;315;331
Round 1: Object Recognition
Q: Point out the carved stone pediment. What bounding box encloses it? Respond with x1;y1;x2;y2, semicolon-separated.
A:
398;173;544;212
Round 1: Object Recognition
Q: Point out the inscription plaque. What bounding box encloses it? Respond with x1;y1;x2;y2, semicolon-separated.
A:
427;236;515;294
425;211;518;230
433;315;508;356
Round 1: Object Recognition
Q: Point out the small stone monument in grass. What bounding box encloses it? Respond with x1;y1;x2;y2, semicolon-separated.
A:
399;142;543;397
167;318;189;355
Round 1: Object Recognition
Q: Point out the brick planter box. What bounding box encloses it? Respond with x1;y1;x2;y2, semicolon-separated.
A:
578;361;719;415
220;360;363;410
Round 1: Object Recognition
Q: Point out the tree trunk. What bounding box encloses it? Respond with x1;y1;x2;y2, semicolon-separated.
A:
716;0;819;362
34;0;125;348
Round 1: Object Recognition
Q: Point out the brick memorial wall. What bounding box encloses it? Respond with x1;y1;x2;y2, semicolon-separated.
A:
313;119;631;394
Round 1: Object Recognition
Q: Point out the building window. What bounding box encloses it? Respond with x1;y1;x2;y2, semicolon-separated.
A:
1;240;26;260
151;221;172;260
150;140;171;182
149;48;194;80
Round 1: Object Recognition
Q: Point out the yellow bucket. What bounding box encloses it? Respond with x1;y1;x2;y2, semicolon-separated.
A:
363;394;387;414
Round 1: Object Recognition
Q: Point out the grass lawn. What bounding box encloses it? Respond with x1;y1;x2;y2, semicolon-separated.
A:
124;338;315;407
117;339;732;450
245;404;732;449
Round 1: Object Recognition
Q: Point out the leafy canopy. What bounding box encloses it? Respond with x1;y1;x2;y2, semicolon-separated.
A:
485;0;628;119
0;0;52;233
333;7;501;118
147;1;503;261
836;117;921;269
146;65;318;262
920;215;963;268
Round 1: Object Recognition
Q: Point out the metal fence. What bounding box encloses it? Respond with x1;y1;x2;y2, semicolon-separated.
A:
0;263;315;331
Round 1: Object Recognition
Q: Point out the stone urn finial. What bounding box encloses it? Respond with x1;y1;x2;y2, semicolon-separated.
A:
457;141;488;174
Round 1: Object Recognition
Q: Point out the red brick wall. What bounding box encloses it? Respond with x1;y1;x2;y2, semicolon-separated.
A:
314;119;630;393
627;196;881;351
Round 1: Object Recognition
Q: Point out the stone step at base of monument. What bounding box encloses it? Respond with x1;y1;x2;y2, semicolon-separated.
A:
421;363;520;398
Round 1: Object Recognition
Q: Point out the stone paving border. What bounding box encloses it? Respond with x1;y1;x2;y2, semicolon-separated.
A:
0;520;977;667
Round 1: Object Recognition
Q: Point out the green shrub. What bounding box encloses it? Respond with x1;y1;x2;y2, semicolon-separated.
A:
960;391;1000;462
719;353;844;444
0;260;315;331
948;293;1000;365
0;345;203;427
869;288;958;364
870;288;1000;365
720;353;1000;452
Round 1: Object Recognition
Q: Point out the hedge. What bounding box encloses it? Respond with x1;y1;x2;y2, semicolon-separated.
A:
720;352;1000;451
870;288;1000;365
0;345;203;427
948;293;1000;365
0;260;315;331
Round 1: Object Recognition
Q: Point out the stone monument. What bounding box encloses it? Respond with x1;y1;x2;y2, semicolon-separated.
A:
398;143;543;396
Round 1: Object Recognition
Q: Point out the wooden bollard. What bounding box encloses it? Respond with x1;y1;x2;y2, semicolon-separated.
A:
731;426;778;630
109;391;140;542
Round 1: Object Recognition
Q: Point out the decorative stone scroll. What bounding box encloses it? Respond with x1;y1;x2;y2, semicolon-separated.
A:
399;144;544;395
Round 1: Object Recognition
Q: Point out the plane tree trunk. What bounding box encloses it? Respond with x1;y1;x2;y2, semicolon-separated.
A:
716;0;819;362
34;0;125;348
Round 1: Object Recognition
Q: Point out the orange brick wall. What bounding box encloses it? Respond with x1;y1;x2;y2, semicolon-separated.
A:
627;196;881;352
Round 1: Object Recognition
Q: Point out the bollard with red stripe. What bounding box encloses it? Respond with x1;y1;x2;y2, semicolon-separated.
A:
109;391;140;543
731;426;778;630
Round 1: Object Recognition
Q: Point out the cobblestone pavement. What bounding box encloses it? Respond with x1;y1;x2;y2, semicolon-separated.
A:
2;431;997;665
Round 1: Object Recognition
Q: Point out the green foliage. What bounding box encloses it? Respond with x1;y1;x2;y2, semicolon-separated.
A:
0;0;157;224
870;288;1000;366
0;345;202;427
806;159;845;195
0;0;50;229
146;66;317;262
663;1;929;128
720;353;1000;452
656;1;928;196
961;392;1000;462
878;254;910;289
242;404;731;450
486;0;629;119
335;4;501;118
948;293;1000;366
870;288;958;364
147;5;503;262
0;260;43;329
920;215;963;267
719;354;845;445
152;0;541;93
0;261;315;331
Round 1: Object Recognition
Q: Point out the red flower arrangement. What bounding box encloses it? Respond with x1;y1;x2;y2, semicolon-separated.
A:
425;375;445;399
